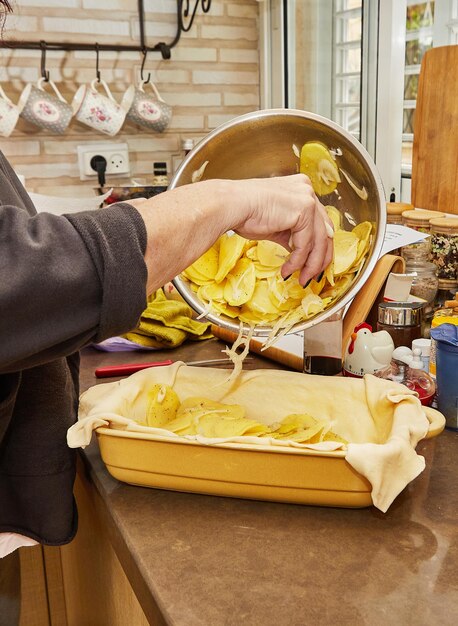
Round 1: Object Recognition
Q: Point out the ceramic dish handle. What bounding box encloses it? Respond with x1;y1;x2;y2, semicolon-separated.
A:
423;406;446;439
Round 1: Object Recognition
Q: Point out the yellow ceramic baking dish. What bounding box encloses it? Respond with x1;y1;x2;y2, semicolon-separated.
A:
95;406;444;508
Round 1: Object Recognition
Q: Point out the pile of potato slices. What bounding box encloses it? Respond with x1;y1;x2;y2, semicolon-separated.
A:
143;384;347;444
181;141;374;343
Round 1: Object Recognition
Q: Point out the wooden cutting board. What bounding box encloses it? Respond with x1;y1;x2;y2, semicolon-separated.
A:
412;45;458;215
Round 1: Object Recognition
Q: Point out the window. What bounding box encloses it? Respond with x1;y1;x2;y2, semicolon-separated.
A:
402;1;435;166
333;0;363;138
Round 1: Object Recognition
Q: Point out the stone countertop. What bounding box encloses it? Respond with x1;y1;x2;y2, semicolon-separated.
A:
78;343;458;626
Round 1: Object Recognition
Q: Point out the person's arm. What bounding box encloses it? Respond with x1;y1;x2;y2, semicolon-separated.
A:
0;203;147;374
131;174;333;293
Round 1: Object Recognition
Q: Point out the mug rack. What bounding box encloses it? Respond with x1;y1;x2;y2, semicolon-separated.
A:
0;0;212;61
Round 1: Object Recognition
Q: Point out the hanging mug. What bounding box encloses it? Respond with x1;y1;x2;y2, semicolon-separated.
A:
18;78;73;134
72;79;126;136
122;80;172;133
0;84;20;137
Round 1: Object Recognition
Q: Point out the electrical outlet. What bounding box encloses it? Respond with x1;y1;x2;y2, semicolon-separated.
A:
77;142;130;181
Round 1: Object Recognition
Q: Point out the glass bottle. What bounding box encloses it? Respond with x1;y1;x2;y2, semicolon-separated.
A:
151;161;169;195
303;312;342;376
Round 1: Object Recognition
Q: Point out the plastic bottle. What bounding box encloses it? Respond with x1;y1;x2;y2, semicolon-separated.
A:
411;338;431;372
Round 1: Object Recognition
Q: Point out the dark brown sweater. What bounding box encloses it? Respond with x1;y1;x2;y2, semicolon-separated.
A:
0;152;147;544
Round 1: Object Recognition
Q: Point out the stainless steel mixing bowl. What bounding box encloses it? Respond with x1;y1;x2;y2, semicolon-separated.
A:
171;108;386;336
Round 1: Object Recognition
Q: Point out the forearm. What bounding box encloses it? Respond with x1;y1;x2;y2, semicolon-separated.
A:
134;179;233;293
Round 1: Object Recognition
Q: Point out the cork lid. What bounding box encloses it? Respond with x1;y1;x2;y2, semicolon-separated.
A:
429;217;458;232
402;209;446;223
387;202;413;215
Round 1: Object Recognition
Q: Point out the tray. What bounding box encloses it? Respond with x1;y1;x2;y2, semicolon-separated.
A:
95;406;444;509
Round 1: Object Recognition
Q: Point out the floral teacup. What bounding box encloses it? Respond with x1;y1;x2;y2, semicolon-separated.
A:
122;80;172;133
18;78;73;134
73;79;126;136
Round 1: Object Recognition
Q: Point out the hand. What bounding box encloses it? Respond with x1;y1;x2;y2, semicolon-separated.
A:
129;175;334;294
228;174;334;285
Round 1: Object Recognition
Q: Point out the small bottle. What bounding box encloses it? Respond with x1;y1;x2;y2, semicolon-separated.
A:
182;138;194;156
303;313;342;376
151;162;169;195
411;338;431;372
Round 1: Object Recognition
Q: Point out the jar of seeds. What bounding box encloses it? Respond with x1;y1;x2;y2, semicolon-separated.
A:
429;217;458;280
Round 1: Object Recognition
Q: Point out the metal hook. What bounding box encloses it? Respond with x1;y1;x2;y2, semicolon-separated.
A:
95;43;101;83
140;48;151;84
40;40;49;82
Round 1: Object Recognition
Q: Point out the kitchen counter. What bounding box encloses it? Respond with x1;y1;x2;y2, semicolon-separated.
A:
72;342;457;626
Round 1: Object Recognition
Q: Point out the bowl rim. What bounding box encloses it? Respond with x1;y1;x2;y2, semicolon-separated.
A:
171;108;387;337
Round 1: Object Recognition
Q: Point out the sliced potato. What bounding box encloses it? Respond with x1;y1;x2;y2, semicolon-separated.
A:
300;142;341;196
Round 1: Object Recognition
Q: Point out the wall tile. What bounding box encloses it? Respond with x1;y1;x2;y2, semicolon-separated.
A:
192;70;258;85
200;25;257;41
42;17;130;37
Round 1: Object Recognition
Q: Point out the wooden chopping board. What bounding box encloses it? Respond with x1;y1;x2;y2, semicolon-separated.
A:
412;45;458;215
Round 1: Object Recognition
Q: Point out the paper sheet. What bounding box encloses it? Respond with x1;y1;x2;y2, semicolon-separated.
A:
29;189;113;215
380;224;429;257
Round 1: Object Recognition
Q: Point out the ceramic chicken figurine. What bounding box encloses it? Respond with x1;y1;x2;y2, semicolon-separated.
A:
343;322;395;377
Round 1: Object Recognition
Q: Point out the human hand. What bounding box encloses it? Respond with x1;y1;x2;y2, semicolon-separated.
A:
228;174;334;285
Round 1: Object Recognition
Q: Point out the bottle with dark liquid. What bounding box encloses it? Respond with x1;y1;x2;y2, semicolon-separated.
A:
303;313;343;376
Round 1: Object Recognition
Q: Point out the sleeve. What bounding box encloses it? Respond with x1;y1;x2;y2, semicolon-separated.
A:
0;202;147;374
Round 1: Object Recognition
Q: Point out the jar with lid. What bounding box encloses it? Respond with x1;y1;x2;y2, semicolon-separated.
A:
401;209;445;261
406;259;438;308
387;202;413;225
429;217;458;280
434;279;458;310
377;301;423;348
387;202;413;255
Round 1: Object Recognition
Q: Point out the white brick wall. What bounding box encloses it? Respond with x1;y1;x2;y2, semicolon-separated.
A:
3;0;260;193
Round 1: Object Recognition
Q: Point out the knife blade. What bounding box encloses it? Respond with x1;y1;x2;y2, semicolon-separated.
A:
95;358;249;378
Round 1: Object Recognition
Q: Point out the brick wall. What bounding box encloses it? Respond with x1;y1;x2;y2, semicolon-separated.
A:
0;0;260;196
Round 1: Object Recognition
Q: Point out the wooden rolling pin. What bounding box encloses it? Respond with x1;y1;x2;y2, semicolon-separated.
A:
210;325;303;371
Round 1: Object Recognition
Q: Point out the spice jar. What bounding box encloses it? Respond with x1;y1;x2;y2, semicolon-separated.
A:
377;302;423;348
429;217;458;280
387;202;413;225
387;202;413;256
401;209;445;261
406;259;438;309
434;279;458;310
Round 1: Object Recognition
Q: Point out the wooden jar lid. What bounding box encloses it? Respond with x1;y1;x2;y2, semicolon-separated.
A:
386;202;413;215
429;216;458;231
402;209;445;223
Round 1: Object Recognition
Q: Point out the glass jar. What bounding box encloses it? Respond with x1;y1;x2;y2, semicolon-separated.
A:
434;278;458;310
377;302;423;348
387;202;413;256
387;202;413;225
401;209;445;261
429;217;458;280
405;259;438;308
